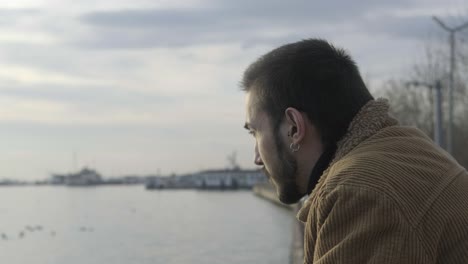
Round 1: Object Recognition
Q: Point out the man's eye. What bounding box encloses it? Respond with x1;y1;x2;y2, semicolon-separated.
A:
248;130;256;137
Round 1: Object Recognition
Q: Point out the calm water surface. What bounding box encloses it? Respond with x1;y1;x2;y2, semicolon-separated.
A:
0;186;293;264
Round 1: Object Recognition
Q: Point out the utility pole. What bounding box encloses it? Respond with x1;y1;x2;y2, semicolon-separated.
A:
432;16;468;154
434;80;443;147
406;81;443;147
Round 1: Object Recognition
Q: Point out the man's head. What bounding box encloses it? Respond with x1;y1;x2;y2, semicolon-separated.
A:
242;39;373;204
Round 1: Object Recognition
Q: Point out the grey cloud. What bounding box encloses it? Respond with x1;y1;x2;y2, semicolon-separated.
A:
77;0;417;49
0;8;40;16
0;8;41;25
362;15;440;40
81;0;412;28
0;82;175;109
0;42;147;82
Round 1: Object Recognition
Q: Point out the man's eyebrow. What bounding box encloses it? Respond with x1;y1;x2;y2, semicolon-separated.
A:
244;123;251;130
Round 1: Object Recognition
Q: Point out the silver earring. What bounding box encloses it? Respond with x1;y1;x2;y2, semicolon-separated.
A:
290;142;300;152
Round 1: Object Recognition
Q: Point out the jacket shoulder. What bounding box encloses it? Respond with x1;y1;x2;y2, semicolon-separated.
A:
323;126;460;192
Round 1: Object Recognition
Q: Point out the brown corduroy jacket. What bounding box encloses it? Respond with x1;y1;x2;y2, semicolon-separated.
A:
297;99;468;264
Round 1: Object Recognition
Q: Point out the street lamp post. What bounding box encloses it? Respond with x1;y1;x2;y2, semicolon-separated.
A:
432;16;468;154
406;80;443;147
434;80;443;147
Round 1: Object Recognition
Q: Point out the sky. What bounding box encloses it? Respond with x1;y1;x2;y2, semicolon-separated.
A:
1;0;467;180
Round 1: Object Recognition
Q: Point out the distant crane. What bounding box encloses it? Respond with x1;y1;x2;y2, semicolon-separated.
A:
227;151;240;170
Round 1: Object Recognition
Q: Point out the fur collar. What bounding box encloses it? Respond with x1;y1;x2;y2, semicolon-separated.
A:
297;98;398;222
333;98;398;162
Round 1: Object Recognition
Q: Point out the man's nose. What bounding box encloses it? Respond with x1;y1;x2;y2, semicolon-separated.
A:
254;143;263;166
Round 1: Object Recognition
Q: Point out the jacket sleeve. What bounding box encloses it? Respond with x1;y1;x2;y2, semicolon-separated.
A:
306;184;430;264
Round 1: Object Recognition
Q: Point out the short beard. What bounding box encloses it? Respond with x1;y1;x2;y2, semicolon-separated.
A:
268;127;303;204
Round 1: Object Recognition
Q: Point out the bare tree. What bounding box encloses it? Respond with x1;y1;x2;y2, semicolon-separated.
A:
376;27;468;168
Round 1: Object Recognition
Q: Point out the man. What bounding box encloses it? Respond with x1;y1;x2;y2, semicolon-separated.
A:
241;39;468;263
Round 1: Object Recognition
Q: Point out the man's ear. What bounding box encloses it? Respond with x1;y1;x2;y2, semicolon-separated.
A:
284;107;305;143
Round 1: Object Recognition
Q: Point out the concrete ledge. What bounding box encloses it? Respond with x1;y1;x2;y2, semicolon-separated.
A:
252;182;295;210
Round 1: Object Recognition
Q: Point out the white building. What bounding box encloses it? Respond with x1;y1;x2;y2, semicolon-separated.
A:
194;169;266;189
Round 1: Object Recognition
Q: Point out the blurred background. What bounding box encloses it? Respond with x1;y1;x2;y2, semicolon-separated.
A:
0;0;467;263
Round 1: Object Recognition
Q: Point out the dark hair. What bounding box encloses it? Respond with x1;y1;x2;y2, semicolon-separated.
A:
241;38;373;146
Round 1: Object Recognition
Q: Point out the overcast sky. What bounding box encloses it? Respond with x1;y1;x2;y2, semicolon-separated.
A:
1;0;467;180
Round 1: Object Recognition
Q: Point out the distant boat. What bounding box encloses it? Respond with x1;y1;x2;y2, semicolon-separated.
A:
52;167;103;186
146;169;266;190
145;180;165;190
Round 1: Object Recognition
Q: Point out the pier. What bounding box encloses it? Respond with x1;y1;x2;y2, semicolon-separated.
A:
253;182;304;264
